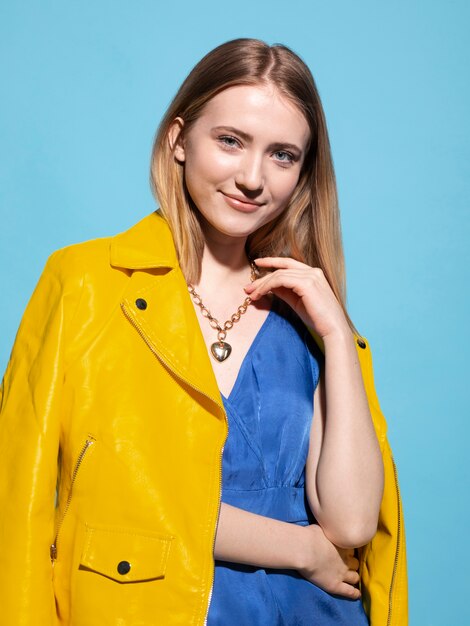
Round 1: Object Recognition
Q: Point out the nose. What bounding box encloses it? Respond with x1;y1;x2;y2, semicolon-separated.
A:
234;151;265;192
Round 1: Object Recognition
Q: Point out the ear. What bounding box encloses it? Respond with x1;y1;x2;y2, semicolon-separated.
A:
167;116;186;163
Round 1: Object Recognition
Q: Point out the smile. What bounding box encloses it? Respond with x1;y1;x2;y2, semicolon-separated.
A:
221;192;263;213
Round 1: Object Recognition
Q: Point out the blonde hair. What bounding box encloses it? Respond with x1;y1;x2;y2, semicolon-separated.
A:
150;38;360;336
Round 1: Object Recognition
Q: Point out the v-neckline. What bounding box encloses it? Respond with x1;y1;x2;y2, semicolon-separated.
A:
220;299;277;404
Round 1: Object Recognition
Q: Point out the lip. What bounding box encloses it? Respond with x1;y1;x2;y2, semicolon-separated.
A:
221;192;263;212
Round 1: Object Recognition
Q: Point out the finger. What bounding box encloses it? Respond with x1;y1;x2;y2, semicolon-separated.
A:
346;556;360;571
336;582;361;600
338;548;355;559
253;257;310;270
245;271;304;298
343;569;360;585
244;272;279;295
245;272;283;293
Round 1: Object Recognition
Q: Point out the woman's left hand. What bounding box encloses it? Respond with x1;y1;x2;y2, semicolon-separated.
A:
244;257;350;340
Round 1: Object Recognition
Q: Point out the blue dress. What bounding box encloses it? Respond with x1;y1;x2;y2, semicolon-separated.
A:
206;297;369;625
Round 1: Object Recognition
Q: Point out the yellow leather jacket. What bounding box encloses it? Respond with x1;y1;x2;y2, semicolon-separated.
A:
0;210;407;625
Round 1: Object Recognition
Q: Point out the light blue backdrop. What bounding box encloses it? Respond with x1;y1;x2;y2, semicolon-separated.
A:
1;1;468;624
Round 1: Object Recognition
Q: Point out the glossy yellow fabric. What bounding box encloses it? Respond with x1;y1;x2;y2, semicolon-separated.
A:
354;346;408;626
0;210;407;625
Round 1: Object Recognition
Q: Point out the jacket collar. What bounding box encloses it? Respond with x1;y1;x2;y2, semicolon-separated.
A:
109;209;226;414
109;210;178;269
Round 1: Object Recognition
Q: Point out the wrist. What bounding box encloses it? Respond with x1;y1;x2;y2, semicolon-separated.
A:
292;523;314;571
322;325;353;346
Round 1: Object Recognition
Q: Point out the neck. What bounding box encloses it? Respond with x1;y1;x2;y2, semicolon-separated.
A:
200;239;250;284
192;220;252;293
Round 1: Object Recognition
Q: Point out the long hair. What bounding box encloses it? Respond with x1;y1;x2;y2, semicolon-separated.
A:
150;38;360;336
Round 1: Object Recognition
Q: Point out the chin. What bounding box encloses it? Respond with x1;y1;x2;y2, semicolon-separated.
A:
210;222;257;239
196;209;262;239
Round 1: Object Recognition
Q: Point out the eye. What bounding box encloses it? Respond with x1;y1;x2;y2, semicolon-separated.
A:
218;135;240;149
273;150;295;165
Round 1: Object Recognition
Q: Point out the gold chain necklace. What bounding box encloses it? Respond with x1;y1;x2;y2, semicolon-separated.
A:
187;262;258;362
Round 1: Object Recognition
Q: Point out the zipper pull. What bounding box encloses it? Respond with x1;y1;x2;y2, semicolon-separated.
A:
50;543;57;561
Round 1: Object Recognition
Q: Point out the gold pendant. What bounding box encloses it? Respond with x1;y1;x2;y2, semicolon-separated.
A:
211;341;232;362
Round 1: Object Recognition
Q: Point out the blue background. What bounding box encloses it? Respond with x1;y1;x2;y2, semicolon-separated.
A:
1;2;468;623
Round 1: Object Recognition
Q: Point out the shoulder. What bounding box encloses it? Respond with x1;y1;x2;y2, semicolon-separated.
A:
42;209;173;290
46;235;112;280
39;208;177;329
37;236;116;321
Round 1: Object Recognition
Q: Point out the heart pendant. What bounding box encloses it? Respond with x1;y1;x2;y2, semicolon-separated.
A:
211;341;232;362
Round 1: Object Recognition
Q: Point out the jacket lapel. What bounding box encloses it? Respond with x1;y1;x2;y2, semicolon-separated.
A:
110;210;224;414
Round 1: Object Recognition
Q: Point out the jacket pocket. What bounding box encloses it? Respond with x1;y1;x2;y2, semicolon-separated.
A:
79;524;173;583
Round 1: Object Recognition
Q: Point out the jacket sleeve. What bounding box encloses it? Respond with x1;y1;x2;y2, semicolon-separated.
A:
353;336;408;626
0;249;81;626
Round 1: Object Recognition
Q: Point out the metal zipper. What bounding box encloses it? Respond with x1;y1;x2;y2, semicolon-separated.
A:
386;456;402;626
50;436;95;562
120;302;228;625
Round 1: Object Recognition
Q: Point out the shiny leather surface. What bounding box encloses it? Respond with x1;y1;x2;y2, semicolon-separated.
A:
0;210;407;625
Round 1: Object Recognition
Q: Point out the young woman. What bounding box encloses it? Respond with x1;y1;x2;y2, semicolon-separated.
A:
0;39;407;625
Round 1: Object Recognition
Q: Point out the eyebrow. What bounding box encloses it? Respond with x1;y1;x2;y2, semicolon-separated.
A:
211;125;303;155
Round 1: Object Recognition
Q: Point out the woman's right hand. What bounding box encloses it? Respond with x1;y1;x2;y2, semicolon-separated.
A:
214;503;361;600
297;523;361;599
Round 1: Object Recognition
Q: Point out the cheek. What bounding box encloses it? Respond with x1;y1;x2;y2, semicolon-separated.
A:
184;144;234;192
271;170;301;204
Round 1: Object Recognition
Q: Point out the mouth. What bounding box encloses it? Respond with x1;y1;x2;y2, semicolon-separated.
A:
221;192;264;212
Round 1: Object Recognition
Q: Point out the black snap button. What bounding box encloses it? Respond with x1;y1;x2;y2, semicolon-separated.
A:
117;560;131;575
356;338;366;349
135;298;147;310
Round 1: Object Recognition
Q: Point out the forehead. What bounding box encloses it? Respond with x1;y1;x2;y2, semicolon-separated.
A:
196;84;310;149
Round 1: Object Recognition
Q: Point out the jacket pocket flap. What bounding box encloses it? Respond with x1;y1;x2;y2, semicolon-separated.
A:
80;525;174;583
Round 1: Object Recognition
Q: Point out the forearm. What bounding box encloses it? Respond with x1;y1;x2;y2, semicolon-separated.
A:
315;330;384;546
214;502;304;569
214;503;362;600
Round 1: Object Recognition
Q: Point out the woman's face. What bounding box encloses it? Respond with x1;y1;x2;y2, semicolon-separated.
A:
170;83;311;241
